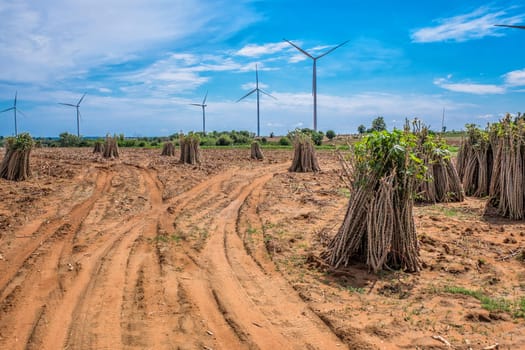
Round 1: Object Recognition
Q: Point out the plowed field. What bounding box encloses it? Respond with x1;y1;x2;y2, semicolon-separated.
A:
0;148;523;349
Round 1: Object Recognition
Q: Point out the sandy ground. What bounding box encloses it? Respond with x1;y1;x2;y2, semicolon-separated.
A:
0;147;523;350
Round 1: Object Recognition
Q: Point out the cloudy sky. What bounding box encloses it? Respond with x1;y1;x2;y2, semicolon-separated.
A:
0;0;524;137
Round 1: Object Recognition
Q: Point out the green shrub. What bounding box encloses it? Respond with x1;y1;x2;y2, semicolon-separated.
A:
200;136;218;146
119;139;137;147
6;133;34;150
289;128;324;146
279;137;291;146
216;134;233;146
326;130;336;140
58;132;81;147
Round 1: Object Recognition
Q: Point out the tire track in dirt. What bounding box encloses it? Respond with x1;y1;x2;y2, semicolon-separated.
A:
173;164;344;349
1;159;345;350
0;168;112;349
63;166;169;350
1;164;188;350
0;168;110;293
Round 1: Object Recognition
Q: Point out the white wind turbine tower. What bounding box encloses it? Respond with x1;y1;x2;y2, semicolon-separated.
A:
0;92;23;136
236;65;276;137
190;91;208;135
284;38;348;131
59;93;86;137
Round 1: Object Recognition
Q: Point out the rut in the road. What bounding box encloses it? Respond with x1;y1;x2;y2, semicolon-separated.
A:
170;165;344;349
0;161;345;350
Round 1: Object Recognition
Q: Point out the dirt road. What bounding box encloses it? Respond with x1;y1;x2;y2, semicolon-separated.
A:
0;153;344;349
2;148;524;349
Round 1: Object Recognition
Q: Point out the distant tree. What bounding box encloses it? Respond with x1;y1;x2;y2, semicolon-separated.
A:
279;137;291;146
369;116;387;132
293;128;324;146
216;134;233;146
326;130;336;140
58;132;81;147
357;124;367;134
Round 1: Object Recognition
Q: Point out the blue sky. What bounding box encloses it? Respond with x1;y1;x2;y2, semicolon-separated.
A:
0;1;524;137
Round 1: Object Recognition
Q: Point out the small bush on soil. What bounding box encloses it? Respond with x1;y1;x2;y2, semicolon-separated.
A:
486;115;525;219
103;135;119;159
289;132;320;172
93;140;104;154
179;134;200;164
412;120;464;203
250;141;264;160
161;141;175;156
0;133;34;181
456;124;493;197
323;129;423;272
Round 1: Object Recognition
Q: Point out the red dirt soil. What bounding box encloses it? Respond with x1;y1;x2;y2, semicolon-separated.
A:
0;147;523;350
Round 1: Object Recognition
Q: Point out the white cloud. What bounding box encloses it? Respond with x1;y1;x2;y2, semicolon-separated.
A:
503;69;525;86
116;53;247;95
434;77;505;94
241;82;269;90
0;1;259;83
477;113;497;120
288;54;308;63
411;6;525;43
236;42;290;57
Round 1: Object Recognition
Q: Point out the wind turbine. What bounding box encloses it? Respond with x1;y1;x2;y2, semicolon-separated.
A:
236;65;276;137
190;91;208;135
284;38;348;131
59;93;86;137
0;92;20;136
495;24;525;30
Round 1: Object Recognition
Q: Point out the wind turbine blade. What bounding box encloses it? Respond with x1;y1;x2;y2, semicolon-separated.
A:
190;103;203;107
203;90;208;104
316;39;350;59
18;109;28;118
0;107;15;113
236;89;257;102
495;24;525;29
14;91;17;107
78;92;87;105
259;89;277;100
283;38;314;59
255;65;259;87
59;103;77;107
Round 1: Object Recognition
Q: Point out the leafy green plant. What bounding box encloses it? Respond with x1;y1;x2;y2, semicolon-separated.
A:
216;134;233;146
325;129;424;272
368;116;387;132
443;286;514;314
58;132;81;147
326;130;336;140
279;137;291;146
